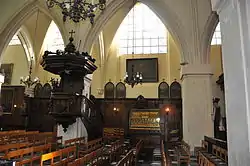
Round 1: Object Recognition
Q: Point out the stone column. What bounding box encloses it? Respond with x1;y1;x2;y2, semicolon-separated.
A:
211;0;250;165
212;0;250;166
181;64;213;150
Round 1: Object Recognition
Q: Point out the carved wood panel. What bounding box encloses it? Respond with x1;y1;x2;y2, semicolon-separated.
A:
170;81;181;98
158;81;169;99
104;82;115;99
34;83;43;97
116;82;126;98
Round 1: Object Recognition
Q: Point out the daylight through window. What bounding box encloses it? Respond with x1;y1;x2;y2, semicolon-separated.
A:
9;34;21;45
116;3;167;55
211;23;221;45
44;21;64;52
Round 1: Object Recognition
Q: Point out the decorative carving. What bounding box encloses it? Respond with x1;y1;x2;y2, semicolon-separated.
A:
104;82;115;99
115;82;126;98
134;95;148;109
170;80;181;99
42;83;52;98
41;32;97;132
158;80;169;99
34;83;43;97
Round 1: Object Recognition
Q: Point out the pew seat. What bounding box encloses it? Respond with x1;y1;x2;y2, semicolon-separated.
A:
178;140;190;164
78;138;103;157
5;144;51;166
40;146;76;166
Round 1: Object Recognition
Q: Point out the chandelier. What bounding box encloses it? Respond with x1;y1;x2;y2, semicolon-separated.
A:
124;65;142;88
46;0;106;24
20;60;39;88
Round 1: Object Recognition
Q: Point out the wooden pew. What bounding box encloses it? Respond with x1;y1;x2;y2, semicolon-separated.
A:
5;131;39;144
78;138;103;157
179;140;190;164
5;144;51;166
103;128;124;139
197;139;228;166
115;149;134;166
64;137;85;147
0;142;31;158
40;146;76;166
68;147;104;166
133;140;143;164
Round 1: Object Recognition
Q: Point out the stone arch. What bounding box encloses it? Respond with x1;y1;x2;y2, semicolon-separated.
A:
17;28;35;68
0;1;67;64
82;0;186;61
200;12;220;64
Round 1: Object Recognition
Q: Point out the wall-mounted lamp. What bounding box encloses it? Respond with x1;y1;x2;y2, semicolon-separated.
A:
14;105;17;108
113;107;120;113
165;107;170;113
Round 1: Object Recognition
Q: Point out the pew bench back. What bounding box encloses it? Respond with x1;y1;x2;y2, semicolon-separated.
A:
40;146;76;166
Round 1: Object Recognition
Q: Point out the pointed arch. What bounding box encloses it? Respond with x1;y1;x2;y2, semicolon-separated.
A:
0;1;67;63
42;83;52;97
200;12;219;63
104;82;115;99
170;81;181;99
43;21;65;52
158;81;170;99
115;82;126;98
82;0;185;61
34;83;43;97
116;3;167;55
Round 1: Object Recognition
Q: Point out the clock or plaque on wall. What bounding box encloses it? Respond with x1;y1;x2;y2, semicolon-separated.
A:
126;58;158;83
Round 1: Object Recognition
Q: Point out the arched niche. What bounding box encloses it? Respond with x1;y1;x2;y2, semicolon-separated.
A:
34;83;43;97
115;82;126;99
170;81;181;99
158;81;169;99
104;82;115;99
42;83;52;98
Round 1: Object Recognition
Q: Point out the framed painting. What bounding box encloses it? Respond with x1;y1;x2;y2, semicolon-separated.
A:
126;58;158;83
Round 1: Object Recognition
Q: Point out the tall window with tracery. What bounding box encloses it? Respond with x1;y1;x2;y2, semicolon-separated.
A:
44;21;64;52
211;22;221;45
116;3;167;55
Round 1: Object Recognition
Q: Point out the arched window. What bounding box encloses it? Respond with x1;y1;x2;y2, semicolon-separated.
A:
211;22;221;45
158;81;169;99
43;21;64;52
115;82;126;98
116;3;167;55
104;82;115;99
9;34;21;45
170;81;181;99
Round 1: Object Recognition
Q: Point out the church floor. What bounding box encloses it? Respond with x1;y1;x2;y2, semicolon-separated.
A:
137;146;162;166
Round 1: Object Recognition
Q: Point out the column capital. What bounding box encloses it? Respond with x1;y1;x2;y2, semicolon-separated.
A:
181;64;213;80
